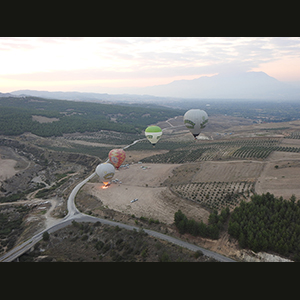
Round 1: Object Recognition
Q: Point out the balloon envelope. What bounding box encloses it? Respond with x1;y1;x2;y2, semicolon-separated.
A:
109;149;126;169
96;163;115;184
145;125;162;146
183;109;208;138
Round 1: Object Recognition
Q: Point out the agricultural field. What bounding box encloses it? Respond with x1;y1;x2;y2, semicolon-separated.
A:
286;131;300;139
141;137;300;164
171;181;255;211
168;160;261;211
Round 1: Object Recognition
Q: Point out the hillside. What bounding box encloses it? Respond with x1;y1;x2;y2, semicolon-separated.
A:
0;96;183;137
19;222;215;262
3;98;300;261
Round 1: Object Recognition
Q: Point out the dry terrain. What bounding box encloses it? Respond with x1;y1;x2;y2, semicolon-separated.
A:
83;163;210;224
191;160;264;183
4;115;300;261
256;151;300;199
0;146;29;180
0;158;18;180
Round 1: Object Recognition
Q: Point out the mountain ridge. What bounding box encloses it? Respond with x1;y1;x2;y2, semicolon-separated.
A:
10;71;300;101
133;71;299;99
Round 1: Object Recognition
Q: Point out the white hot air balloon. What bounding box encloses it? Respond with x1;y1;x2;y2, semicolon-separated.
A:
145;125;162;147
96;163;115;186
183;109;208;139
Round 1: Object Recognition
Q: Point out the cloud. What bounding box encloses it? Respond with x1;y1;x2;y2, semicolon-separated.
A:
37;37;85;44
2;37;300;89
0;37;38;51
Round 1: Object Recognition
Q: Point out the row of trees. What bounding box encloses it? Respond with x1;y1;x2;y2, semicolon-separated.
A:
228;193;300;261
142;138;283;163
142;137;300;164
174;208;230;240
172;181;254;211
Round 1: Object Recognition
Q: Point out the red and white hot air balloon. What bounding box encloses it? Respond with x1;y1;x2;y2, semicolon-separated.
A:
108;149;126;169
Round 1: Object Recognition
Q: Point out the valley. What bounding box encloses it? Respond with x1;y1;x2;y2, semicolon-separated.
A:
1;97;300;261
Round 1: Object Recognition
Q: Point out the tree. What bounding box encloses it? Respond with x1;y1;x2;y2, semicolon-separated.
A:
42;231;50;241
177;219;188;234
290;194;296;203
187;219;198;236
208;210;218;224
228;221;240;238
238;232;247;248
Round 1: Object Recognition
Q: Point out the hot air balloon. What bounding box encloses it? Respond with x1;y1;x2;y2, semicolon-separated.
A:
96;163;115;185
109;148;126;169
145;125;162;147
183;109;208;139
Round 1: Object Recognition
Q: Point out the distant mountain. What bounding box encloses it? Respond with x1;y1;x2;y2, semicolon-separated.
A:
10;90;172;105
131;72;300;100
10;71;300;101
0;92;16;97
10;90;111;101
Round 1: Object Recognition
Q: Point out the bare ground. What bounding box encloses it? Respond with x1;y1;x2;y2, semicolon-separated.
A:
191;160;264;183
256;151;300;199
0;146;29;180
0;158;18;180
82;163;210;224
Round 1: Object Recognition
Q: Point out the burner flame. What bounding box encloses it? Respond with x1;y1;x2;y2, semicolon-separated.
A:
101;182;110;189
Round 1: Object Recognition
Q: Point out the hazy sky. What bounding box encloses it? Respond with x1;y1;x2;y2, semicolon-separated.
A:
1;37;300;93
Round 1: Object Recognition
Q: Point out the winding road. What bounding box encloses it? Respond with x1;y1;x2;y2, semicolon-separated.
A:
0;124;236;262
0;170;235;262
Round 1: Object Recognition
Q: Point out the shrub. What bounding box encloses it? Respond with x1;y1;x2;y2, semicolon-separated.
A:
194;250;204;258
42;231;50;241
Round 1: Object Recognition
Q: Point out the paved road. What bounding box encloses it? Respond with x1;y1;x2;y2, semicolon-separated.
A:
1;205;235;262
63;214;236;262
0;135;236;262
65;172;96;218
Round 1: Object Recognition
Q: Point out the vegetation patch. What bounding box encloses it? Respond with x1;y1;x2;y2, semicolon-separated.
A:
0;96;183;137
174;207;230;240
0;205;31;254
228;193;300;260
19;222;216;262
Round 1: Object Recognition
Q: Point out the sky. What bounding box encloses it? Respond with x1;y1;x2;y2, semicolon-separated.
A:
1;37;300;93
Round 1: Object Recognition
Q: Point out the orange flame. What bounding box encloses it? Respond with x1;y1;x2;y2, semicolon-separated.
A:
101;182;110;189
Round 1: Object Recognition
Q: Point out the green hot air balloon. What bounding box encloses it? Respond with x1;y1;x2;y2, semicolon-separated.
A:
145;125;162;147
